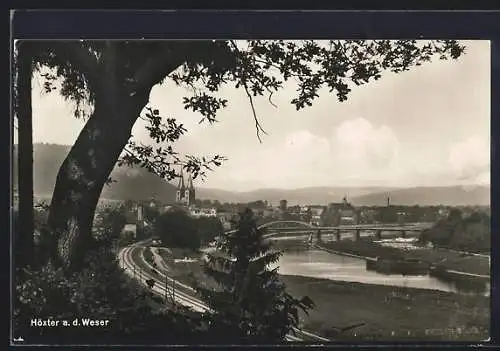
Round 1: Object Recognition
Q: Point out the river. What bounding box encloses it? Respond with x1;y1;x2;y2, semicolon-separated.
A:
273;248;489;296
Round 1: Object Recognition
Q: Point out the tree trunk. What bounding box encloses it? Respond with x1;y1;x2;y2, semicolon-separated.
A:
46;41;191;272
47;92;149;271
15;41;34;270
47;43;155;271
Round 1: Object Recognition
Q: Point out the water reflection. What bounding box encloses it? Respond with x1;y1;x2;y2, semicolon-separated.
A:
273;249;489;296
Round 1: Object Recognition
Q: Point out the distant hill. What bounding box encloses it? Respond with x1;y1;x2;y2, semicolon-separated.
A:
13;143;177;203
13;143;490;207
103;166;177;203
196;186;400;205
351;186;490;206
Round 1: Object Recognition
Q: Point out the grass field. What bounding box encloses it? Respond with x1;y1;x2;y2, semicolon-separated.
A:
156;247;221;291
281;274;490;341
319;238;490;276
152;245;489;341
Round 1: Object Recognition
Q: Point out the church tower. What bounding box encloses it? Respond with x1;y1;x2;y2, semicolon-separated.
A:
176;170;186;203
185;173;196;206
188;173;196;205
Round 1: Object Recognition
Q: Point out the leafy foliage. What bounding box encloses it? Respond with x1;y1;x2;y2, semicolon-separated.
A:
13;207;206;344
118;230;135;248
33;40;465;185
374;207;400;224
194;208;315;343
117;106;228;181
143;204;160;224
13;202;54;269
26;39;466;270
154;209;201;250
93;205;127;241
194;216;225;245
419;210;490;253
143;246;155;266
153;209;224;250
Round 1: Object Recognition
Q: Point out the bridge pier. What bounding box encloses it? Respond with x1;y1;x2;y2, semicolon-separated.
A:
355;229;361;241
335;229;341;241
375;229;382;240
316;229;322;243
401;230;406;238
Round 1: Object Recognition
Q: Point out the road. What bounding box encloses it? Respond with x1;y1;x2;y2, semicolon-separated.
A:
117;240;330;343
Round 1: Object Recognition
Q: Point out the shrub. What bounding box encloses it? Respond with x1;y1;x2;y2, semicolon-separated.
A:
119;231;136;247
419;210;490;253
155;210;200;250
13;236;205;344
13;207;205;344
143;247;155;266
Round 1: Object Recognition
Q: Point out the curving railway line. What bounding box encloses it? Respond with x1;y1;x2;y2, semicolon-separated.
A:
118;241;330;343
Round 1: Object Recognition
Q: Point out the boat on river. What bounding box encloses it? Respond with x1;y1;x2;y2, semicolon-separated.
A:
366;257;430;275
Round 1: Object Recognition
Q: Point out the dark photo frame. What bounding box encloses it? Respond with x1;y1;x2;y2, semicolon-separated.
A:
8;9;499;348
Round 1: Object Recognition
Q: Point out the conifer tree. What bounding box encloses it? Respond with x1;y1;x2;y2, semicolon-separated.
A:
194;208;314;343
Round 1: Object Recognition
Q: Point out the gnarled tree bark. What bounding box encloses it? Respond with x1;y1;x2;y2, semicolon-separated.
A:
46;41;188;271
47;91;149;271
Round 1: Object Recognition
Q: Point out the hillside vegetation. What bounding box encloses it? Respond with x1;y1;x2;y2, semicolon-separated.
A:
419;209;490;254
13;143;177;202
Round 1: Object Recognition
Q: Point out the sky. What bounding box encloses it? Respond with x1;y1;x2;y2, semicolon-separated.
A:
26;40;490;192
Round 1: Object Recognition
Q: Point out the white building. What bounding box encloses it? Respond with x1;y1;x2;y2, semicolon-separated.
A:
190;207;217;218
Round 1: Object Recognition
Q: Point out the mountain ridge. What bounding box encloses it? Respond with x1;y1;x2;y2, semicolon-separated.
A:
13;143;490;206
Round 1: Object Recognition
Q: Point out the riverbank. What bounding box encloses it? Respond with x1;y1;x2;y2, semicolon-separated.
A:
152;245;489;341
281;274;489;341
156;247;221;291
317;238;490;276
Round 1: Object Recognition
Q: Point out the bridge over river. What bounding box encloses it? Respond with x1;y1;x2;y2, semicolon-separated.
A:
222;220;489;296
248;220;434;241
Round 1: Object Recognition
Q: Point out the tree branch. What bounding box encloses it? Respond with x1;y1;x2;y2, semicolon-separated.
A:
229;41;269;143
40;41;101;89
129;41;214;97
243;84;268;144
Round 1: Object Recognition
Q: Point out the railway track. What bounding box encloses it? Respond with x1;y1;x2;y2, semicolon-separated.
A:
118;243;330;343
119;245;208;312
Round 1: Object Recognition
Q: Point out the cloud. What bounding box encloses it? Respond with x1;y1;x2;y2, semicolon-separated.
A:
448;135;490;181
475;171;490;185
332;118;400;171
283;130;331;166
238;130;332;189
28;41;489;191
222;119;401;189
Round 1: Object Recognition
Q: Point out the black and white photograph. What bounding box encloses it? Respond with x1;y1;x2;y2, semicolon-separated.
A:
12;36;490;344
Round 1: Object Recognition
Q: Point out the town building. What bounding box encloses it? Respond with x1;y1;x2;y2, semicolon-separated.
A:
279;199;288;211
308;206;326;226
358;208;378;224
255;206;281;219
122;201;152;239
190;207;217;218
323;196;358;226
216;211;237;230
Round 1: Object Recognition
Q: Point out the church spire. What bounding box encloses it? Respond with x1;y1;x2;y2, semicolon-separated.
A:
188;173;194;190
177;168;185;191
